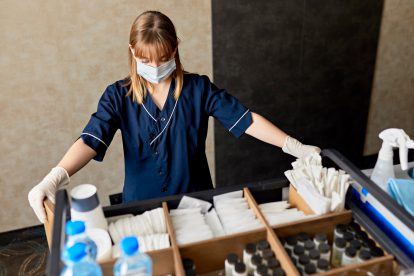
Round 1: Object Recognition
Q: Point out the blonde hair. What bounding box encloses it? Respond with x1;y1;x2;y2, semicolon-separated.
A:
125;11;184;104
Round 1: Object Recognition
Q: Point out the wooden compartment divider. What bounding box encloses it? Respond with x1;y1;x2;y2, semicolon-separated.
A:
162;201;185;276
44;199;54;249
244;187;300;275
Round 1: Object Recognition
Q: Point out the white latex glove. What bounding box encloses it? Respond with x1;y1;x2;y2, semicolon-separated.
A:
28;166;70;223
282;136;321;159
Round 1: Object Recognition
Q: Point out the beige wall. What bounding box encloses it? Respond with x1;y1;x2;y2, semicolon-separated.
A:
364;0;414;155
1;0;412;232
0;0;213;232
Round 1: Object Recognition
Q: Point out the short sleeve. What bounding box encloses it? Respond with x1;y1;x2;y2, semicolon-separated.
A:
81;85;121;161
201;75;252;138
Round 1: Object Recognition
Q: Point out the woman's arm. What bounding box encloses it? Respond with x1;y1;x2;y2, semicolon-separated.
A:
245;112;288;147
245;112;320;158
57;138;97;176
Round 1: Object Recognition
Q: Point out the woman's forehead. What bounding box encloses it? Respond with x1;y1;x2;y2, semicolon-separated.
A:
134;41;172;61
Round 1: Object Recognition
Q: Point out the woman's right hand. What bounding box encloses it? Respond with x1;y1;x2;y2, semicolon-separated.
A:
28;167;70;223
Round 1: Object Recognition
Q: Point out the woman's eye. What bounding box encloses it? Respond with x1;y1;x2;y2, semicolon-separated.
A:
141;60;149;64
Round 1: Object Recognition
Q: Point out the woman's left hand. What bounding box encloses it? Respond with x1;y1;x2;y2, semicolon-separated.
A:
282;136;321;159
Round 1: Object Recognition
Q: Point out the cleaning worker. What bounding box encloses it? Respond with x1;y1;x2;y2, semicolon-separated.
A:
28;11;320;223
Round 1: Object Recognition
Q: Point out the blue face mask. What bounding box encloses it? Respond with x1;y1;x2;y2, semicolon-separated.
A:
136;58;176;84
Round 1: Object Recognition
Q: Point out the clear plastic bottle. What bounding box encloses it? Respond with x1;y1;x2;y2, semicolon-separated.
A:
249;254;262;272
303;263;316;276
318;243;331;261
304;240;316;254
61;243;102;276
64;221;97;261
341;247;357;266
257;240;270;256
225;253;239;276
331;238;346;267
313;233;327;248
296;232;309;247
333;224;347;240
316;258;329;273
114;236;152;276
357;250;371;263
243;243;256;271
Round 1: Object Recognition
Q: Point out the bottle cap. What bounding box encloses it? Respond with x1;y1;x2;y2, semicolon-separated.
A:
251;254;262;266
226;253;238;264
267;257;280;268
304;263;316;274
343;232;354;242
314;233;327;242
293;245;305;255
358;250;371;260
245;243;256;254
334;238;346;248
234;262;246;273
66;220;85;236
354;230;368;240
257;240;270;251
309;249;320;260
299;254;310;265
370;246;384;257
256;264;268;275
335;224;347;234
286;236;297;246
318;243;330;253
120;236;139;256
350;239;361;250
304;240;315;251
262;249;274;259
317;258;329;270
361;238;376;249
296;232;309;242
66;242;87;262
182;258;195;271
345;246;357;258
347;221;361;233
270;267;285;276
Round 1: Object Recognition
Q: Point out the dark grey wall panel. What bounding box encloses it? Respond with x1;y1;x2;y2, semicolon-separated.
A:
212;0;384;187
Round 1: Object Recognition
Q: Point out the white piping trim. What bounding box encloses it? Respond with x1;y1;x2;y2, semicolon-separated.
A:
150;100;178;146
142;103;157;122
81;133;108;148
229;109;250;132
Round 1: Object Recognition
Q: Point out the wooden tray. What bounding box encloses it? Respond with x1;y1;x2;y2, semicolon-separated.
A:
44;185;398;276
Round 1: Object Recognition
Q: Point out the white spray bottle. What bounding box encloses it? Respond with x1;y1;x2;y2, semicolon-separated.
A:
370;128;414;191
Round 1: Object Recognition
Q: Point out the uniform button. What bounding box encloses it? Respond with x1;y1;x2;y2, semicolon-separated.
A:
160;117;166;122
162;186;168;192
154;150;159;155
158;170;163;175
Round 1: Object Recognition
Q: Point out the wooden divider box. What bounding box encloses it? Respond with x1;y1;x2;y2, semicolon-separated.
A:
44;185;399;276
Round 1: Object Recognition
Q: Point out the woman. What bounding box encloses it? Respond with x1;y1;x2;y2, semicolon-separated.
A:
28;11;320;223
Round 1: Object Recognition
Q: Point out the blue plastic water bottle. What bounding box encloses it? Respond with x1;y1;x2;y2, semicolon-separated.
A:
114;236;152;276
64;220;97;260
61;243;102;276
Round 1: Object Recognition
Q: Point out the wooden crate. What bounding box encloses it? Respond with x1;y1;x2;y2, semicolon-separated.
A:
44;185;398;276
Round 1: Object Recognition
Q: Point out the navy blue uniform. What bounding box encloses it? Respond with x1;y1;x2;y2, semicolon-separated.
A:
81;74;252;203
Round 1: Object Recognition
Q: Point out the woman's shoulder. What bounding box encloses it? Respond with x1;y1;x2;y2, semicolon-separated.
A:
183;73;212;87
105;78;130;95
